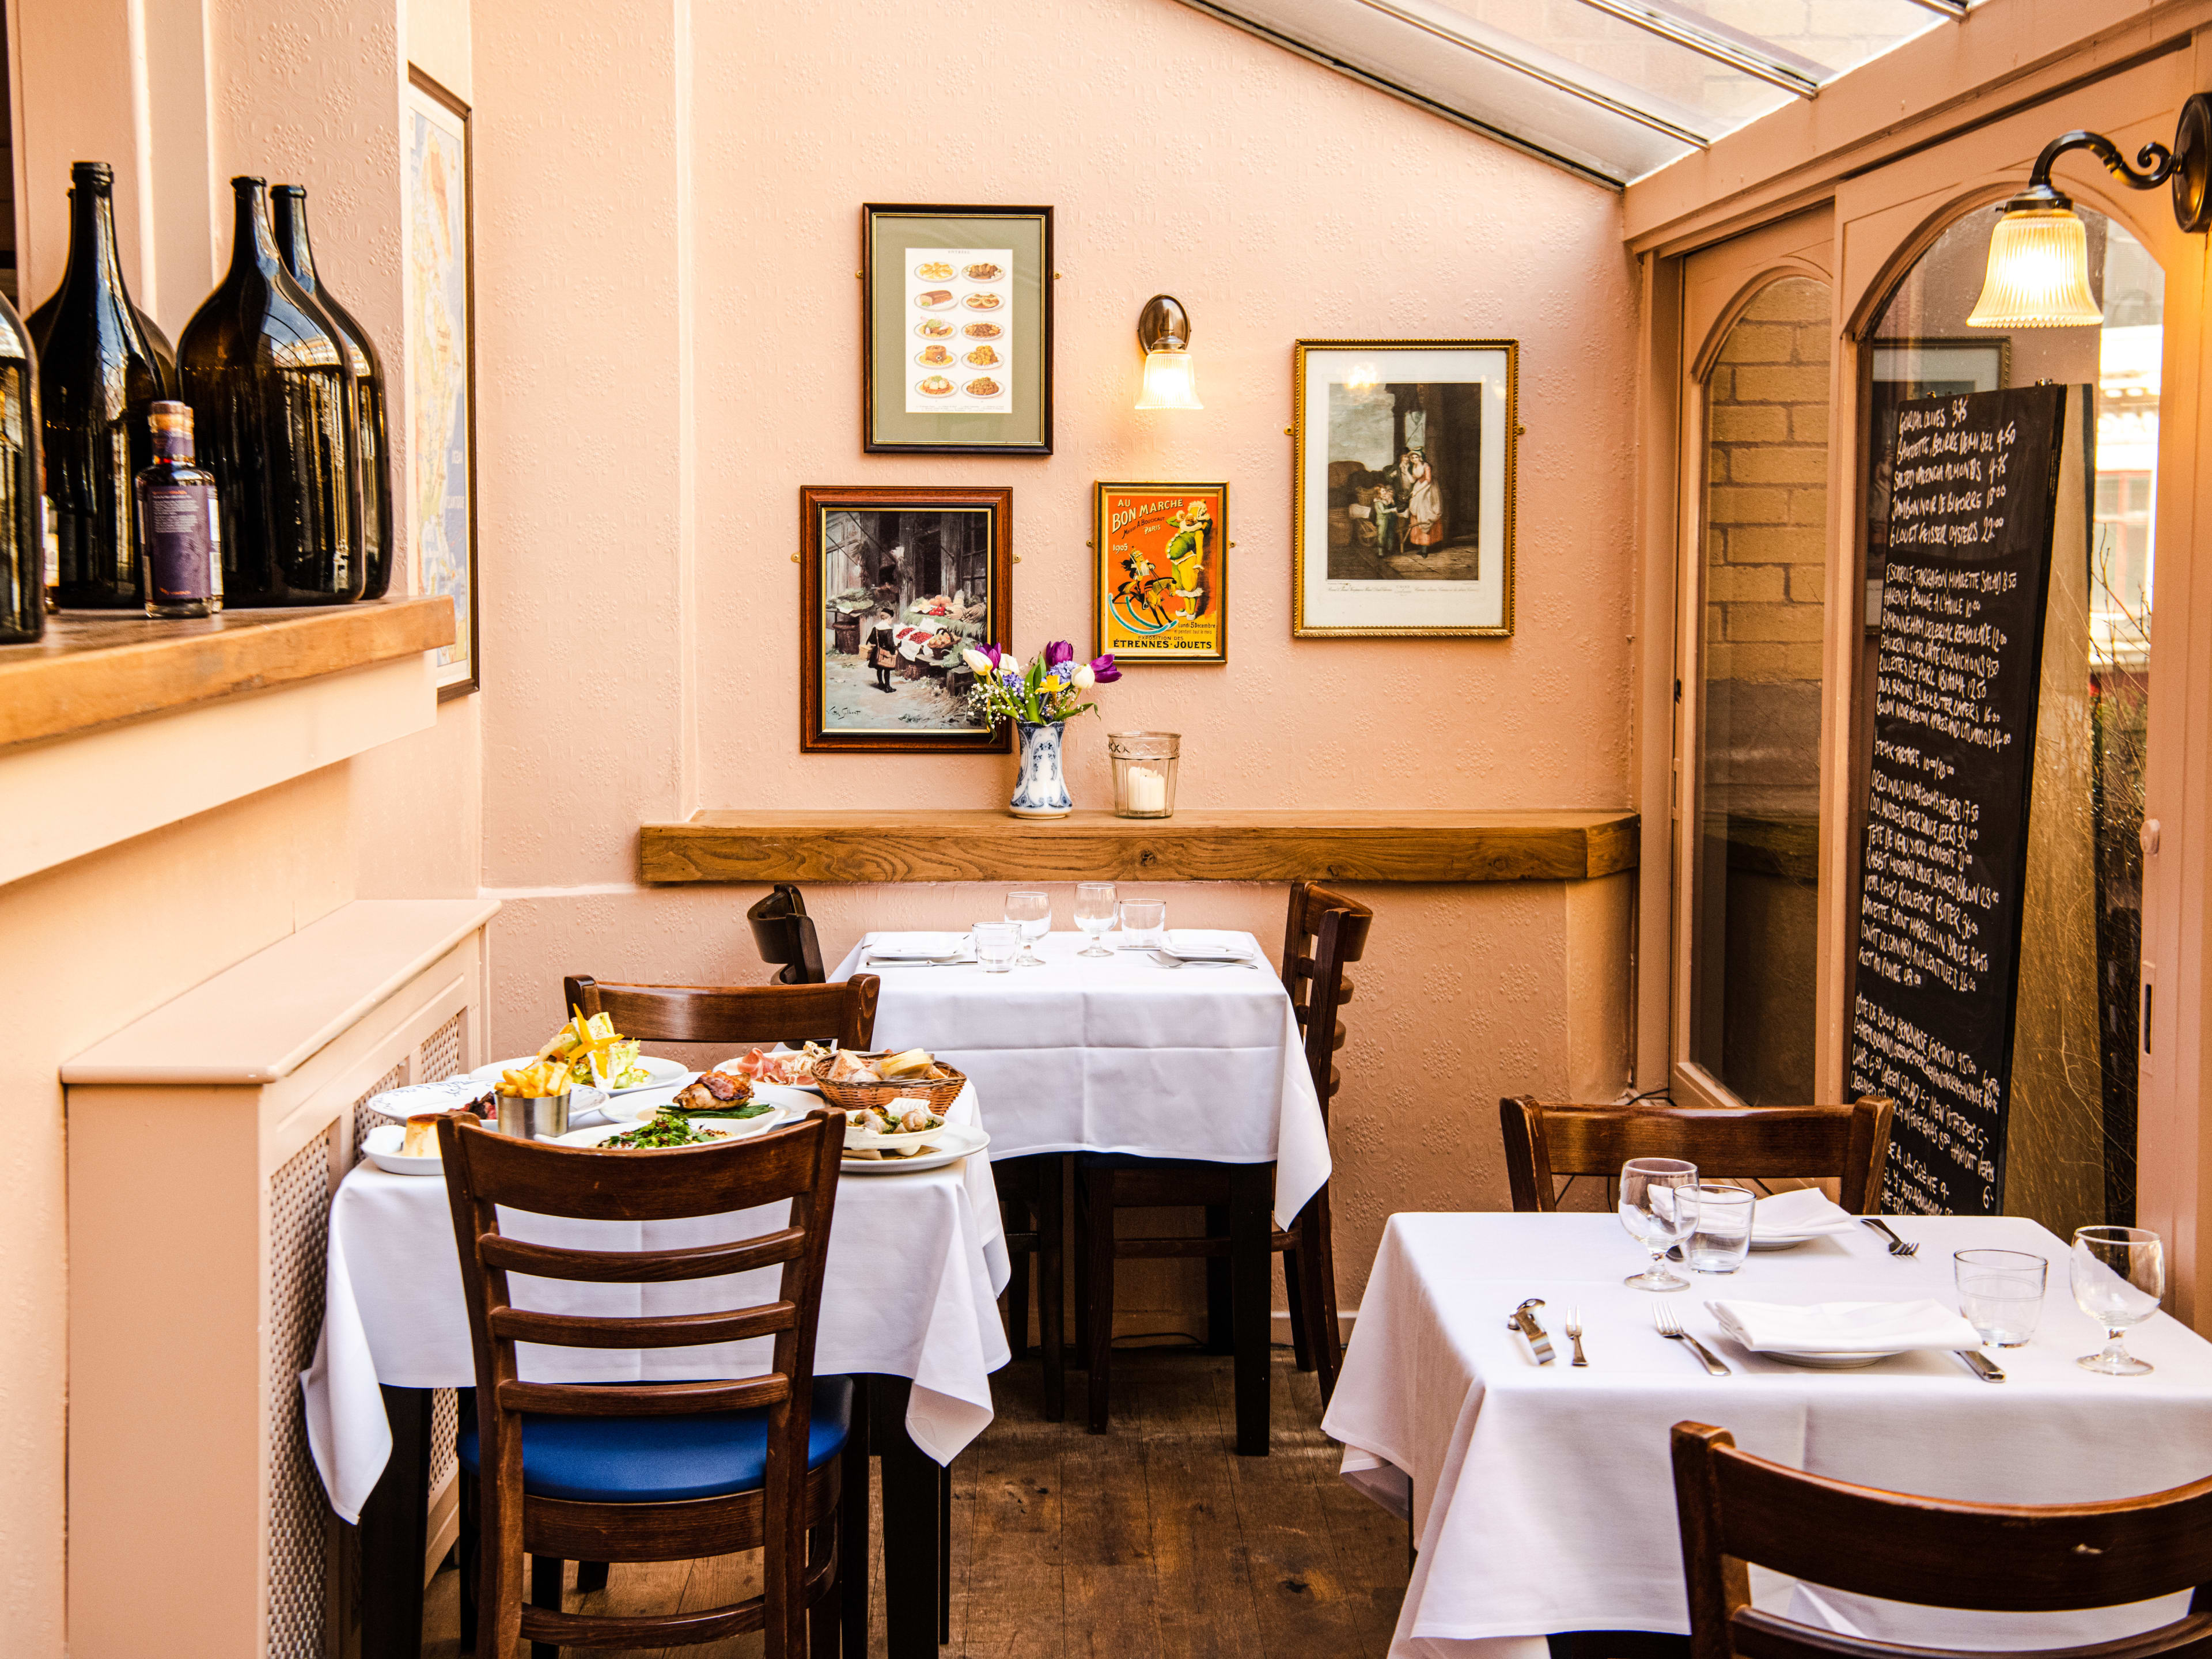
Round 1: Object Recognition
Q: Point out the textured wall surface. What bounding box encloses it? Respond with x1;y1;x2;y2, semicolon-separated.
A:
469;0;1642;1320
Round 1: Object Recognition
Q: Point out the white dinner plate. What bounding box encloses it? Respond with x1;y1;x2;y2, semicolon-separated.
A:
865;934;972;960
616;1080;817;1122
363;1122;445;1176
1747;1233;1820;1251
1158;941;1250;962
470;1054;694;1097
556;1109;793;1149
711;1053;823;1093
839;1123;988;1175
1753;1347;1904;1369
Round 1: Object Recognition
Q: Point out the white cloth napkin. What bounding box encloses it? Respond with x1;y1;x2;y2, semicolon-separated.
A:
1708;1297;1982;1354
1752;1187;1861;1239
865;932;971;958
1162;929;1255;959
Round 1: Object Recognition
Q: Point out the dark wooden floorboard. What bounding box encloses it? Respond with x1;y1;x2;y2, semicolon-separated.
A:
416;1351;1406;1658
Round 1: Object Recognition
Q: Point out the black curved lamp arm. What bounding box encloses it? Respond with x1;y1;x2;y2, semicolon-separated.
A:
2003;96;2212;232
2029;129;2180;195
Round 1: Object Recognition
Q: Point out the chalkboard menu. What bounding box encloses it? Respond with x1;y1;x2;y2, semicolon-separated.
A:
1847;384;2072;1217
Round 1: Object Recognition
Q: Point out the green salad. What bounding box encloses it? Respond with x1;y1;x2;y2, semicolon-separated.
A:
604;1107;745;1149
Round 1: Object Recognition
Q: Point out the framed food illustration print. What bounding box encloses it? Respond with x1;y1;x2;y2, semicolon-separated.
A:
863;204;1052;454
1092;482;1228;664
800;484;1013;754
1292;339;1517;637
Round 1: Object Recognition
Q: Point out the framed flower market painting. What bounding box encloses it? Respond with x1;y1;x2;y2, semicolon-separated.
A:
1092;482;1228;665
1291;339;1518;638
798;484;1013;754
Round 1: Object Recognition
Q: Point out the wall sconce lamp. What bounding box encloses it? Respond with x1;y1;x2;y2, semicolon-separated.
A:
1968;94;2212;328
1134;294;1202;410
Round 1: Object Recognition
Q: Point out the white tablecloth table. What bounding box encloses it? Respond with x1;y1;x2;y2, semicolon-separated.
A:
1324;1211;2212;1657
832;930;1328;1229
303;1084;1010;1526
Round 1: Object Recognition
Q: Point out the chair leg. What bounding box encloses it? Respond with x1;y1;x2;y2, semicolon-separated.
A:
458;1476;479;1653
1300;1187;1344;1404
529;1555;564;1659
939;1461;952;1645
1203;1203;1234;1355
574;1560;608;1594
1084;1164;1117;1434
1229;1163;1272;1456
1073;1173;1093;1366
1005;1230;1032;1361
840;1387;870;1659
1038;1153;1066;1422
809;1516;840;1659
1283;1243;1315;1372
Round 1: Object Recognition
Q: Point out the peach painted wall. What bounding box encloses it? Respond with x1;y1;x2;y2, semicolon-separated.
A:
469;0;1641;1321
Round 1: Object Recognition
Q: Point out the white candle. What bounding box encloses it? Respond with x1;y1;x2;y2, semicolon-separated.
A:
1126;766;1167;813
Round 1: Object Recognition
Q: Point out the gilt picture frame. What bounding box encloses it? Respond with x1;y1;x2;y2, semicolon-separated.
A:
800;484;1013;754
1291;339;1517;638
862;204;1052;455
1092;482;1228;665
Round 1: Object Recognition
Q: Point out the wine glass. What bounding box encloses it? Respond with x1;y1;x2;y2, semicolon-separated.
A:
1074;882;1118;957
1005;890;1050;967
2071;1225;2163;1375
1619;1157;1699;1291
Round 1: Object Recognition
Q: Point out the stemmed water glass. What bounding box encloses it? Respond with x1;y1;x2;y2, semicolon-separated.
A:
1619;1157;1700;1292
1074;882;1118;957
1005;890;1051;967
2071;1225;2164;1375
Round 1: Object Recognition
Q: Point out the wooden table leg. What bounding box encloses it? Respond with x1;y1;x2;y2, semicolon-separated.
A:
1229;1164;1272;1457
359;1384;434;1659
869;1374;945;1654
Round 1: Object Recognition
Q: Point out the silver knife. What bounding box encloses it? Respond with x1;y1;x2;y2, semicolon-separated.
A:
1508;1298;1556;1365
1954;1349;2005;1382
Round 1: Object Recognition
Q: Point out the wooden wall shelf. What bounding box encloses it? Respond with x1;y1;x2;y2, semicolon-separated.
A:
0;596;454;753
640;809;1639;886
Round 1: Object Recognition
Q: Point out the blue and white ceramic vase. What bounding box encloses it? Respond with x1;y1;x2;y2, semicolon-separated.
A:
1009;718;1073;819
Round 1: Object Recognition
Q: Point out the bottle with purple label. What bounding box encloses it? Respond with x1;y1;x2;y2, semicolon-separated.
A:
136;402;222;619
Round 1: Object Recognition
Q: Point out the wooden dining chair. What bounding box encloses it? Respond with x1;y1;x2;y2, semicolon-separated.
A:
1498;1096;1895;1214
1672;1418;2212;1658
1074;880;1372;1453
562;973;879;1051
748;882;827;987
438;1107;859;1658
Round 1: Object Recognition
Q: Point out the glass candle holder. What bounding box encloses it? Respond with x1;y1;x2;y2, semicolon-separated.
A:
1109;731;1180;819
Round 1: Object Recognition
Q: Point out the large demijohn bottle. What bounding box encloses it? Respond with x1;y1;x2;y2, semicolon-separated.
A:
0;293;41;643
272;185;392;600
178;176;362;605
29;161;175;608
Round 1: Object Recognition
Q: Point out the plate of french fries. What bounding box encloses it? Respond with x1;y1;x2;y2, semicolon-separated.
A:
470;1010;692;1098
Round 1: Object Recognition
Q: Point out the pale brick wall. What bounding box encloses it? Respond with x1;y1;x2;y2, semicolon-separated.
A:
1705;278;1831;685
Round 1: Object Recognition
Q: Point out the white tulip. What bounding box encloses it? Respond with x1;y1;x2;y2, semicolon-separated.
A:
961;647;992;674
1001;653;1022;676
1074;664;1095;690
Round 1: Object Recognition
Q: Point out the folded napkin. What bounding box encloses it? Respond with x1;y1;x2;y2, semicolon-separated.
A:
1163;930;1252;959
1708;1298;1981;1354
865;932;971;957
1752;1187;1862;1239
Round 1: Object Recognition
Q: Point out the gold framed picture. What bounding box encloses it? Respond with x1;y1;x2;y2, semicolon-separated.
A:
1291;339;1517;637
1092;482;1228;665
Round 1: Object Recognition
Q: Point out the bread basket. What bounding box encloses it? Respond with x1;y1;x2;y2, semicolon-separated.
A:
812;1059;967;1116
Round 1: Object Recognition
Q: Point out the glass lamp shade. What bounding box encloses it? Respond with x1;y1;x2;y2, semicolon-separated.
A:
1966;206;2104;328
1135;347;1202;410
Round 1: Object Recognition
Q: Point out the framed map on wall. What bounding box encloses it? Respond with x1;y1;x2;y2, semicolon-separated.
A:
406;66;479;698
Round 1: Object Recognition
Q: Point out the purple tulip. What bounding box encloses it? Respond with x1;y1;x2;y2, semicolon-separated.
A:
1044;640;1075;667
1088;653;1121;684
980;643;1003;669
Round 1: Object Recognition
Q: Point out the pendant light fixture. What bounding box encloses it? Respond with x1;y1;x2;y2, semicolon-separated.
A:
1134;294;1202;410
1968;94;2212;329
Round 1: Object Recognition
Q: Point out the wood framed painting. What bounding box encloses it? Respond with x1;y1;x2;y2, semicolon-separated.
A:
1292;339;1517;638
1092;482;1228;665
862;204;1052;454
404;65;479;698
800;485;1012;753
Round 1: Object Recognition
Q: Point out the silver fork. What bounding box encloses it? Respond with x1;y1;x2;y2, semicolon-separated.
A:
1563;1305;1588;1368
1860;1217;1921;1257
1653;1301;1731;1375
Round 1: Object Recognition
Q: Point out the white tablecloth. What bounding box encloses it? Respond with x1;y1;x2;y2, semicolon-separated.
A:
303;1085;1010;1525
832;930;1329;1228
1324;1212;2212;1657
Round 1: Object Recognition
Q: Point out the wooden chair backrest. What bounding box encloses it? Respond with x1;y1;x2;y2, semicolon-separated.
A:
561;975;878;1050
1279;880;1373;1116
747;882;826;986
1672;1421;2212;1659
1498;1096;1893;1214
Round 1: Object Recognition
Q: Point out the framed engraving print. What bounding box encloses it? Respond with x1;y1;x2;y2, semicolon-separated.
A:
799;484;1012;754
1292;339;1517;637
1092;482;1228;665
863;205;1052;454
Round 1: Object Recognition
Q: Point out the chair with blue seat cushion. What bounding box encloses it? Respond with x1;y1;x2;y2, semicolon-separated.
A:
438;1102;857;1659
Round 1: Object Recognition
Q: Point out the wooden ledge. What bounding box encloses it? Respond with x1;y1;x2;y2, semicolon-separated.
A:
640;809;1639;885
0;595;456;753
